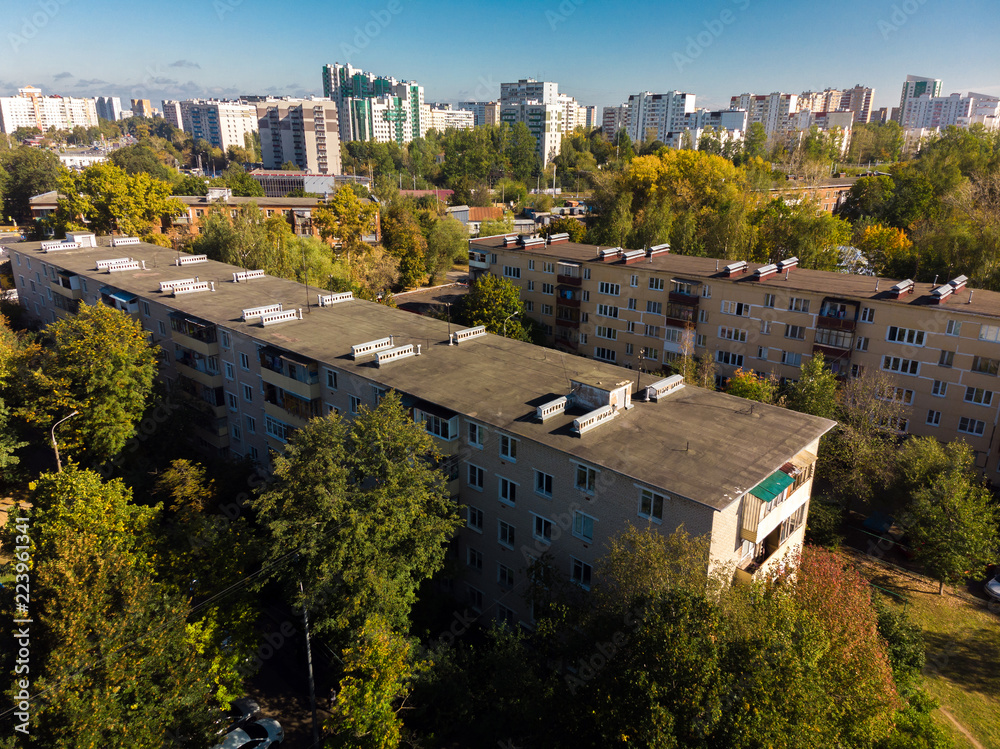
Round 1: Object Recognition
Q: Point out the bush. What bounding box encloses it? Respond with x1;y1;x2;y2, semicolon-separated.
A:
806;499;845;547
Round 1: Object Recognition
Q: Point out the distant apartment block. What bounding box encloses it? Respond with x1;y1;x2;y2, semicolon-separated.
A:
162;99;259;152
456;101;500;127
798;85;874;124
130;99;154;118
321;62;424;145
898;75;943;126
499;78;567;165
625;91;697;142
421;103;475;134
0;86;98;133
901;91;1000;131
730;92;800;139
602;104;629;138
95;96;123;122
246;170;371;199
255;98;342;175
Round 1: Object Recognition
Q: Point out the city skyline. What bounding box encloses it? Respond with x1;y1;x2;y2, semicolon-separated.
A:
2;0;998;115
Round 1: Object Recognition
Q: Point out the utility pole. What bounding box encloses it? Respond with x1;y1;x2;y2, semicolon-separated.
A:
51;410;79;473
300;581;319;747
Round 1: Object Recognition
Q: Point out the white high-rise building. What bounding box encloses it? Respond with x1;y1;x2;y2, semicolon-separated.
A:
456;101;500;127
498;79;565;165
420;104;475;134
165;100;259;152
624;91;697;142
899;75;943;126
95;96;123;122
255;98;341;174
602;104;629;139
730;92;799;139
322;63;424;145
901;91;1000;131
0;86;98;133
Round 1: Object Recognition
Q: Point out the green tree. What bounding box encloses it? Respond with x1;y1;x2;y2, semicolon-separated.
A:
907;470;998;594
425;216;468;280
453;273;532;341
56;162;184;236
741;122;769;163
327;615;417;749
542;216;586;242
108;143;175;182
28;468;220;747
478;214;515;237
252;392;460;640
22;302;157;465
222;163;264;197
724;367;779;404
0;147;64;224
381;199;428;287
314;186;379;260
172;174;209;196
785;351;839;419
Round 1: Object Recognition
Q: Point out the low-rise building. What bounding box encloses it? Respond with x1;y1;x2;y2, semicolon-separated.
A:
8;238;833;624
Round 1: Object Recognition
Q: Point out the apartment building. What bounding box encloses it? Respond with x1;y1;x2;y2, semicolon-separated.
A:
901;91;1000;131
161;99;260;152
421;103;475;134
624;91;697;143
899;75;943;127
469;234;1000;477
131;99;154;118
456;101;501;127
729;92;799;139
0;86;99;133
95;96;123;122
255;98;342;175
321;63;424;144
7;237;831;625
602;104;628;138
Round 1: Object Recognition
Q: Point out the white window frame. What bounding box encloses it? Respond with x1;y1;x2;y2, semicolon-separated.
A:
499;434;518;461
498;476;517;507
498;520;515;549
467;463;485;491
467;505;484;532
534;470;553;498
638;488;664;522
573;511;596;543
574;463;598;493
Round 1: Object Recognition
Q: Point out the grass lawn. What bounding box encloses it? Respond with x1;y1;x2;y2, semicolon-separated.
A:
845;548;1000;748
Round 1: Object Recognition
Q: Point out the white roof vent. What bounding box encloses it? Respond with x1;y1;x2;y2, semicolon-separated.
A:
260;308;302;326
376;344;420;366
723;260;748;277
777;256;799;271
647;243;670;257
644;374;685;401
159;277;196;293
754;263;778;280
451;325;486;344
949;275;968;291
318;292;353;306
233;269;265;282
351;337;394;359
66;232;96;247
176;254;208;266
106;259;141;272
172;281;212;296
96;257;134;271
110;236;140;247
42;240;78;252
620;249;645;264
536;396;568;421
572;405;617;436
598;247;621;261
242;303;282;321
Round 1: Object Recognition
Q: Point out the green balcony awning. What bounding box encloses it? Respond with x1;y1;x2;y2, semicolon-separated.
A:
749;470;794;503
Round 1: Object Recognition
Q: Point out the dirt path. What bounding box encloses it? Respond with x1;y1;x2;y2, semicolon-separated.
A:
939;707;986;749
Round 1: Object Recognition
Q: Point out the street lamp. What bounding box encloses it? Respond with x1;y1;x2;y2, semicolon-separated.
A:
51;410;79;473
501;311;517;338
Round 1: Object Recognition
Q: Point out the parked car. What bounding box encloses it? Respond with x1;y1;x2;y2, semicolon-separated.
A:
985;571;1000;603
212;718;283;748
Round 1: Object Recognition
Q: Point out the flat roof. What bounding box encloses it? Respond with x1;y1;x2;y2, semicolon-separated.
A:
470;236;1000;320
9;238;834;512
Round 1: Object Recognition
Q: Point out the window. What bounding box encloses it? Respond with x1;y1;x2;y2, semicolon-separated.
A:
503;266;520;279
541;304;553;316
325;368;338;389
860;307;875;323
466;585;483;612
226;392;238;411
719;326;747;342
575;464;597;493
886;326;926;346
625;343;634;356
242;383;253;402
965;387;994;406
596;304;618;318
594;347;616;362
533;514;553;543
696;334;706;347
851;364;864;379
528;259;535;271
498;520;515;549
644;347;659;360
221;331;231;348
881;387;915;405
230;424;242;442
627;298;637;311
525;301;534;312
598;282;620;296
325;403;339;416
573;512;595;543
760;320;772;335
497;563;514;588
764;293;776;308
467;463;484;490
927;410;941;426
596;326;617;340
882;356;920;375
932;380;947;397
467;506;484;532
979;324;1000;342
815;328;853;349
497;603;517;626
644;325;660;338
649;277;664;291
423;413;455;440
543;262;554;273
498;477;517;506
716;350;744;367
467;548;483;570
947;320;962;336
265;415;291;442
646;301;663;314
855;336;869;351
579;333;587;344
939;350;955;367
542;283;554;295
626;321;636;334
158;321;166;336
468;421;484;448
785;324;806;340
582;291;589;302
702;285;712;298
757;346;768;360
141;301;150;317
222;361;234;380
672;280;696;295
247;445;259;461
244;415;256;434
721;301;750;317
526;281;534;291
239;352;250;370
788;297;810;313
638;489;664;522
699;309;709;323
958;417;986;436
535;470;553;497
630;274;639;287
972;356;1000;375
781;351;802;367
571;558;592;589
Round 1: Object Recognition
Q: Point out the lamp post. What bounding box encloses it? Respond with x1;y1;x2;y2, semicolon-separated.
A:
501;311;517;338
51;410;79;473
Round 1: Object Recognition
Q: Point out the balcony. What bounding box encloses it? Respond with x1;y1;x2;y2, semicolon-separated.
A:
816;316;856;332
170;313;218;357
174;347;222;388
740;466;811;544
556;317;580;330
557;274;582;287
259;346;320;401
812;343;852;361
264;382;321;426
668;291;699;306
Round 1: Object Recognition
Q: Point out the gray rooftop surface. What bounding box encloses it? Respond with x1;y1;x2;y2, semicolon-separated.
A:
12;238;835;512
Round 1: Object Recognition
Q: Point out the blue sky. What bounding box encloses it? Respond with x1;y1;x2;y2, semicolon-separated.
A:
3;0;998;113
